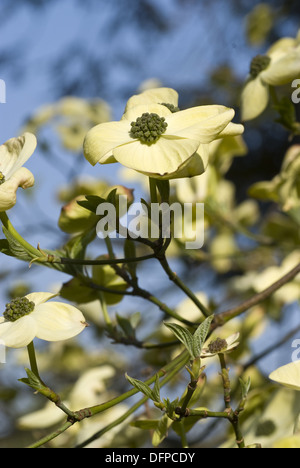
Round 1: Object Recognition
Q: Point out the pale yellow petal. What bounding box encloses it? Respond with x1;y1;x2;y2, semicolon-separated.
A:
0;183;17;212
26;292;58;307
83;121;131;166
267;37;297;56
0;133;37;178
261;50;300;85
122;103;172;122
226;333;240;347
33;302;87;342
217;122;244;138
0;316;37;348
159;144;210;180
113;136;200;177
0;167;35;212
166;106;236;143
269;361;300;391
240;77;269;121
124;87;179;112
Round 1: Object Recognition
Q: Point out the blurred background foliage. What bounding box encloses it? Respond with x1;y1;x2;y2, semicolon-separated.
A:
0;0;300;448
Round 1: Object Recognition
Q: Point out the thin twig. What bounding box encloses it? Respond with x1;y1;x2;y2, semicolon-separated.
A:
214;262;300;327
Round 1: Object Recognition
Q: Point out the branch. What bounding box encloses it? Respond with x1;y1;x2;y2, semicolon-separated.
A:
27;350;190;448
155;253;211;318
214;262;300;327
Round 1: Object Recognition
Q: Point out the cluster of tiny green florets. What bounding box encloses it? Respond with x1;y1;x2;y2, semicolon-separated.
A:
208;337;228;354
160;102;180;113
3;297;35;322
250;55;271;78
0;171;6;185
130;112;168;144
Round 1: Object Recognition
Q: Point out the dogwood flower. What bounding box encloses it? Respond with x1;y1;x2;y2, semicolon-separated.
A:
0;133;36;212
0;293;87;348
269;361;300;391
201;333;240;358
241;30;300;121
83;87;244;180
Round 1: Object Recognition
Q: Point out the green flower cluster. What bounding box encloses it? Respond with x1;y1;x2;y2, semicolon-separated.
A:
130;112;168;144
3;297;35;323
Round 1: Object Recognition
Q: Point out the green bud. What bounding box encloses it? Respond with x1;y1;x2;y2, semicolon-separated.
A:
58;195;99;234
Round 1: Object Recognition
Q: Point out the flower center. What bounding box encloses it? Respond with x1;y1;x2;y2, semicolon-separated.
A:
0;171;6;185
160;103;180;113
208;337;228;354
250;55;271;78
3;297;35;322
130;112;168;144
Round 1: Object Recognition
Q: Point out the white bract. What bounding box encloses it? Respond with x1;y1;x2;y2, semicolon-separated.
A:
0;292;87;348
269;361;300;391
0;133;37;212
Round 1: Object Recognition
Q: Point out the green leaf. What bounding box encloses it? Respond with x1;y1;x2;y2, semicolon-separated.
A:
239;377;251;399
288;207;300;225
19;369;60;403
2;227;33;262
274;96;298;133
130;419;160;430
65;230;96;261
77;195;106;214
1;227;75;274
116;314;136;339
130;312;141;329
152;374;161;404
164;322;194;358
192;315;214;358
152;414;173;447
60;277;98;304
125;374;157;402
0;239;13;257
163;397;179;419
19;368;45;392
173;414;204;435
106;188;118;205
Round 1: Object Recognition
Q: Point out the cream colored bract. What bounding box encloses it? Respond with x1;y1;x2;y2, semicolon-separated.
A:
269;361;300;391
0;292;87;348
0;133;37;212
83;87;244;180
